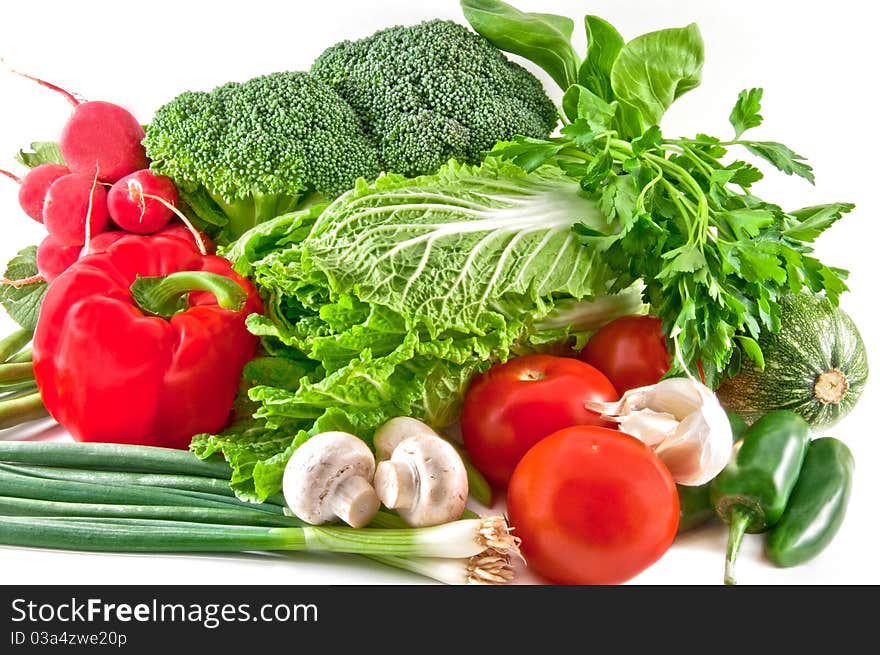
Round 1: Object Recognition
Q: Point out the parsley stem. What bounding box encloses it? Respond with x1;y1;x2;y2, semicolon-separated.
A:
643;152;710;246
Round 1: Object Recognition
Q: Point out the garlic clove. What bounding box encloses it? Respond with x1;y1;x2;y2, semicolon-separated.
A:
585;377;733;486
615;409;680;447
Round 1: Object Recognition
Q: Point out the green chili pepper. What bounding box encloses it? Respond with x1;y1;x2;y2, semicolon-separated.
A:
710;410;810;585
676;411;748;534
766;437;853;567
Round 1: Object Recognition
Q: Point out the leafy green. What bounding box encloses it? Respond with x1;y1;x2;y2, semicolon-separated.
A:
741;141;815;184
0;246;48;332
729;88;764;138
460;0;580;90
196;161;643;500
15;141;65;168
489;85;851;387
783;203;855;242
609;24;704;129
561;85;616;128
578;16;624;100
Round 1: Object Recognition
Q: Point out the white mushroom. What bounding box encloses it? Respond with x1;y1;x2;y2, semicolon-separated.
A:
374;416;441;459
282;431;380;528
373;418;468;527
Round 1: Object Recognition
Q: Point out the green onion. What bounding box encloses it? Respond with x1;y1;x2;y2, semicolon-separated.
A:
0;362;34;385
0;465;280;515
366;551;516;585
0;441;518;583
0;515;519;560
0;329;31;363
0;391;48;429
4;463;243;499
0;495;298;528
8;348;32;364
0;441;232;478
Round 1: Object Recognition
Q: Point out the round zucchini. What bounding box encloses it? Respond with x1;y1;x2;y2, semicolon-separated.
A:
717;293;867;430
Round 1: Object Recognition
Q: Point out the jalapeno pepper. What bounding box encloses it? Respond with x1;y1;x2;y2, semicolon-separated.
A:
766;437;853;567
677;411;747;534
709;410;810;585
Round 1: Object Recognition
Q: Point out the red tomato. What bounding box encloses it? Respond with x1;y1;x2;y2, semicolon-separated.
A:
507;425;679;585
578;315;670;393
461;354;617;489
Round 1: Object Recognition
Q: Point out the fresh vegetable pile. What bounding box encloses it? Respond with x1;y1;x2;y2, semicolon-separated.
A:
0;0;869;586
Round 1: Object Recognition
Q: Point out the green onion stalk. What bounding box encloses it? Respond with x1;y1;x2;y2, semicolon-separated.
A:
0;329;49;430
0;442;519;584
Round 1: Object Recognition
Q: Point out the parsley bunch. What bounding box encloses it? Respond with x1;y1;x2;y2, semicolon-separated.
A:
463;0;853;386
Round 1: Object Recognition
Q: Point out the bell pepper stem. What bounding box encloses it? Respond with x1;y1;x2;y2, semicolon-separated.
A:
130;271;247;319
724;505;752;586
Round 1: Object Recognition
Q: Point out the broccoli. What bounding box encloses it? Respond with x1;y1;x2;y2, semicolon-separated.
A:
143;71;381;244
311;19;559;177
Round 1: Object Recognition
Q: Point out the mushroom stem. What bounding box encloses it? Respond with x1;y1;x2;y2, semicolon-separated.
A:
374;460;418;510
330;475;380;529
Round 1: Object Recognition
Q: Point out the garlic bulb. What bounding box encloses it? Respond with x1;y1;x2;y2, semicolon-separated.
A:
586;378;733;486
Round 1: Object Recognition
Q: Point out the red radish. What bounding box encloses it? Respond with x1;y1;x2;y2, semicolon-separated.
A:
1;164;70;222
108;169;178;234
60;101;149;182
36;234;81;282
7;66;148;182
43;173;110;246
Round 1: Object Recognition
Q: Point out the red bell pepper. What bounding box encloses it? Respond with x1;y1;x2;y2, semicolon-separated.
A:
32;233;262;449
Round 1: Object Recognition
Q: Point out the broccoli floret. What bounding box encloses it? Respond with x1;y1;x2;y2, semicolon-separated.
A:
311;19;559;177
143;71;381;243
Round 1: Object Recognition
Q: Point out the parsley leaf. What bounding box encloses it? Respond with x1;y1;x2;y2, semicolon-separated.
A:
729;88;764;138
743;141;815;184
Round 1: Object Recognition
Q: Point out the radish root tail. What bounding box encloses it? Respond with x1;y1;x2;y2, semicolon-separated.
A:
1;58;83;107
139;192;208;256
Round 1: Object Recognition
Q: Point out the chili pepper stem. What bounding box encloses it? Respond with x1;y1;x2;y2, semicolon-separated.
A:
724;506;752;586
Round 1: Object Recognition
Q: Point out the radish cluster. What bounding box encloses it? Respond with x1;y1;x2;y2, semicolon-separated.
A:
2;70;188;282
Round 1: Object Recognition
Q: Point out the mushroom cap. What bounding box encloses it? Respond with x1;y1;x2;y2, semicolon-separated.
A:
282;431;377;525
374;416;439;460
377;434;468;527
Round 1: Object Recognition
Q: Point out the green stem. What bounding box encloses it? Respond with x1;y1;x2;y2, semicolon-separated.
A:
643;152;709;242
0;515;503;559
0;392;48;429
0;441;231;478
130;271;247;319
2;463;242;500
8;349;32;364
0;515;301;553
0;465;276;515
724;506;753;586
0;495;300;528
0;362;35;385
0;329;31;363
0;382;39;399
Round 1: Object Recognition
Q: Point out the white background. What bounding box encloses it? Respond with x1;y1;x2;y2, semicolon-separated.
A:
0;0;877;585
